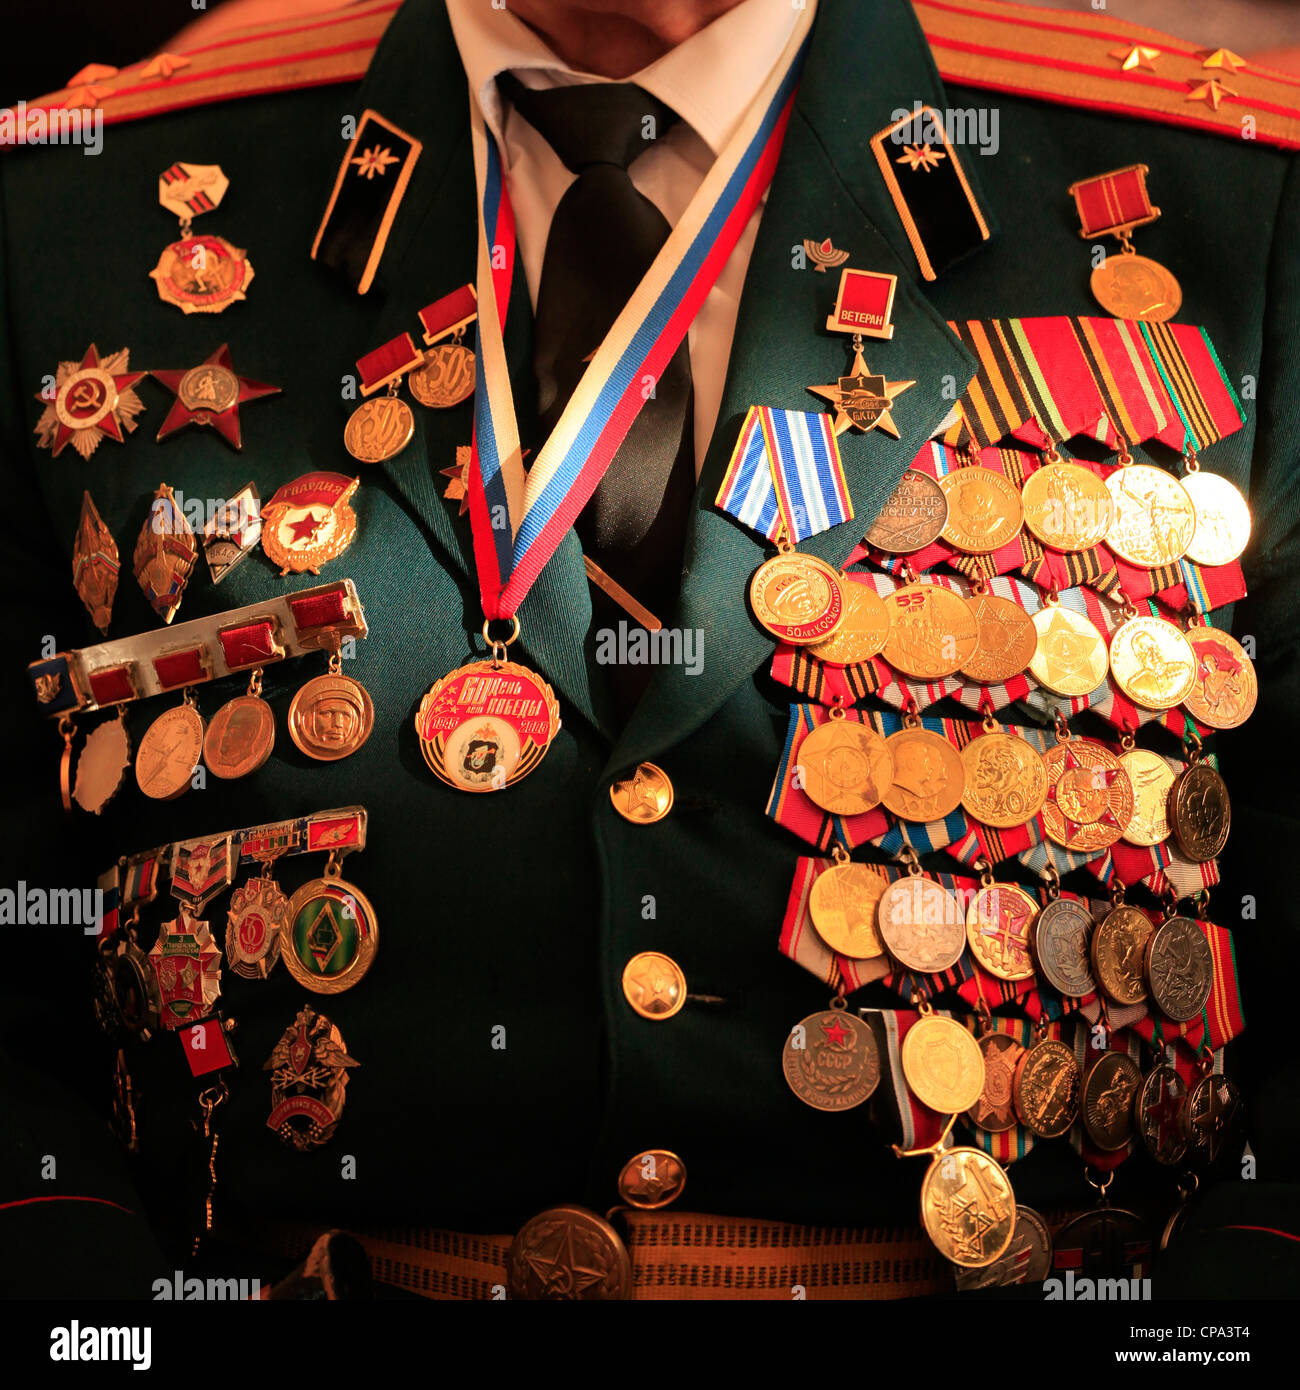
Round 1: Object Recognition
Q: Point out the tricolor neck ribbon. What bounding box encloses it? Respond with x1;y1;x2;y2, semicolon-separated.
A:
715;405;852;544
464;5;814;621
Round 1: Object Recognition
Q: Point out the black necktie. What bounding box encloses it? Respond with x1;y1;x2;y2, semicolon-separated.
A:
497;73;696;631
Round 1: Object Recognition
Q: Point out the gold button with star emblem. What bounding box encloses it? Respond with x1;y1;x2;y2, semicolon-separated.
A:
609;762;674;824
507;1205;632;1300
621;951;686;1020
617;1150;688;1210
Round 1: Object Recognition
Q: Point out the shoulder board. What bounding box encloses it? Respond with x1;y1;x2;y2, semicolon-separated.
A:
914;0;1300;151
2;0;398;138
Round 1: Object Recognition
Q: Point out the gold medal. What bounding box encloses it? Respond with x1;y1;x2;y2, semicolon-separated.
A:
748;551;845;646
289;667;374;762
902;1013;985;1113
204;674;276;779
882;583;979;679
782;1007;881;1111
806;581;889;666
960;592;1037;684
72;711;131;815
797;712;893;816
1118;747;1174;846
808;858;888;959
1168;760;1231;862
409;342;476;408
1181;469;1251;566
261;473;360;575
135;698;204;800
1090;253;1181;321
1029;601;1108;697
1012;1037;1079;1138
343;394;416;463
1082;1052;1142;1152
1108;614;1196;710
1105;465;1197;568
1021;461;1114;551
937;467;1023;554
863;469;948;553
960;729;1048;829
1042;737;1133;851
1091;904;1153;1006
1069;165;1181;321
877;875;965;973
919;1146;1016;1268
150;164;253;314
280;859;378;995
880;724;965;822
965;881;1038;981
966;1032;1025;1133
1183;627;1257;729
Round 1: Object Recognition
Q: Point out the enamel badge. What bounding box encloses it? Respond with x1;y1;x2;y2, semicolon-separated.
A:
264;1006;359;1149
147;909;223;1030
150;162;254;313
35;345;146;459
133;483;198;623
151;344;280;449
261;472;359;575
72;490;119;633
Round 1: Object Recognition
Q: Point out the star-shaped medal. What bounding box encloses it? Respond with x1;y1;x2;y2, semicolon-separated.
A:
35;344;147;459
150;345;280;450
808;347;913;438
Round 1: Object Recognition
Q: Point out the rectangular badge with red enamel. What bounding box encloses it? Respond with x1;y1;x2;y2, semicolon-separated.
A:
356;333;422;396
179;1016;238;1077
153;645;211;691
218;617;284;671
88;663;137;706
420;284;478;343
307;809;365;854
1069;165;1159;240
239;819;302;863
826;268;898;339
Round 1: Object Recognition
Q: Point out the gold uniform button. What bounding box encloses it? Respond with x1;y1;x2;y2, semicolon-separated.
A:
506;1204;632;1300
621;951;686;1020
617;1150;687;1210
609;762;674;823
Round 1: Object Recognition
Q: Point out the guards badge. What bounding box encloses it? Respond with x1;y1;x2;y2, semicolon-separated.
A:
261;472;360;576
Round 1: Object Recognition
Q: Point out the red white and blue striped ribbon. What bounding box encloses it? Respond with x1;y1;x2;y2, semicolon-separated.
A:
464;6;814;620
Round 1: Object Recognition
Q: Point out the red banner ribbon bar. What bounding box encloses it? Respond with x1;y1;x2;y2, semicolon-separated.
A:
218;618;284;671
153;645;210;691
356;333;422;396
87;664;137;706
419;284;477;343
1069;164;1159;240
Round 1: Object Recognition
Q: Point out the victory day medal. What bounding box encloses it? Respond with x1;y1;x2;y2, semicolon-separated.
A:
1145;915;1214;1022
749;552;845;645
1032;898;1097;998
960;730;1048;829
880;725;965;822
877;876;965;974
882;584;978;679
1119;748;1175;846
1181;469;1251;566
806;582;889;666
809;860;887;959
782;1008;881;1112
1021;461;1113;551
919;1146;1015;1269
150;163;253;313
960;592;1038;684
1091;904;1153;1006
937;467;1023;554
1169;761;1231;862
1083;1052;1141;1152
902;1014;985;1114
798;714;893;816
1029;603;1108;697
1183;628;1257;729
1105;465;1197;568
864;469;948;554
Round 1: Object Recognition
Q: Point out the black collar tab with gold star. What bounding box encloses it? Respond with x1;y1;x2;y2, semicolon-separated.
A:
151;345;280;450
311;109;422;294
869;105;991;281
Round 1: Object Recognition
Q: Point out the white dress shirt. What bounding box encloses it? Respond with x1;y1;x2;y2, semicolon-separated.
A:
445;0;808;474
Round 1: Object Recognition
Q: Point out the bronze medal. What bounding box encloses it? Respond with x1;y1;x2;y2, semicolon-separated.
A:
226;875;288;981
919;1146;1015;1269
808;861;888;959
864;468;947;553
806;581;889;666
343;395;415;463
1082;1052;1141;1151
882;583;979;679
1183;628;1257;730
798;716;893;816
1105;465;1197;568
1182;1072;1242;1167
965;883;1038;982
748;552;845;646
408;342;476;408
1089;252;1181;322
959;730;1048;829
1118;748;1175;847
782;1008;881;1112
73;712;131;815
204;693;275;779
1012;1037;1080;1138
880;725;966;822
966;1032;1025;1133
1144;914;1214;1022
1168;761;1231;862
876;876;966;974
1041;738;1134;851
1020;461;1114;551
135;701;204;800
902;1014;985;1114
1134;1063;1188;1165
1032;897;1097;998
937;468;1023;554
960;593;1037;684
1091;904;1154;1006
289;672;374;762
1108;615;1196;710
1181;471;1251;567
1029;603;1109;697
953;1205;1052;1289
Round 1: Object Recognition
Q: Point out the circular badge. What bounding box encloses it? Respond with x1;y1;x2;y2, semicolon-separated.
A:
966;1032;1025;1133
1145;915;1214;1022
1021;461;1114;551
135;703;205;800
1169;761;1231;862
609;762;674;823
953;1205;1053;1290
1041;738;1134;851
226;876;288;980
56;367;118;430
920;1147;1015;1269
416;659;561;793
178;362;240;414
204;694;276;778
806;581;889;666
880;726;966;822
965;883;1038;981
782;1008;881;1112
1181;471;1250;567
1032;897;1097;998
798;718;894;816
1108;615;1197;710
1183;628;1257;730
73;715;131;815
1105;465;1197;568
748;552;845;645
863;469;948;554
281;874;378;995
343;395;415;463
882;583;979;679
902;1014;985;1114
937;468;1024;554
1012;1038;1080;1138
150;234;253;314
1089;252;1181;322
1091;904;1154;1006
289;673;374;762
1134;1064;1188;1165
621;951;685;1021
1118;748;1175;846
507;1206;631;1301
409;343;476;408
1182;1073;1242;1167
959;731;1048;829
1083;1052;1142;1152
808;862;888;959
1029;604;1109;697
617;1150;687;1210
960;592;1038;684
877;877;966;974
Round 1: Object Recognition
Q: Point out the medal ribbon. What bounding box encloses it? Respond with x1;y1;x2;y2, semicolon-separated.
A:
464;6;814;621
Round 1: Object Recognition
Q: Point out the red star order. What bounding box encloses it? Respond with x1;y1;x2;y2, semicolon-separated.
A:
150;344;280;450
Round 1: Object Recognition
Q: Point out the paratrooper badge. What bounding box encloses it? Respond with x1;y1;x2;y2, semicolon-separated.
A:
72;490;119;634
150;344;280;449
147;908;223;1030
34;344;146;459
264;1006;359;1150
260;472;360;575
133;483;198;623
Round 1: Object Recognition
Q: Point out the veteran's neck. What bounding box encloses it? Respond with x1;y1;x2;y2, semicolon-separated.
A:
508;0;749;77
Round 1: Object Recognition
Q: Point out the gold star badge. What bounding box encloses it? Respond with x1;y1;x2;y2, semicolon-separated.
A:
1187;78;1237;110
1200;48;1246;74
807;347;913;438
1109;45;1161;72
897;143;945;173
